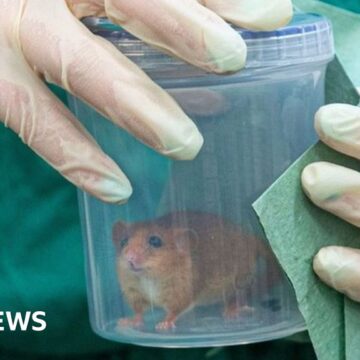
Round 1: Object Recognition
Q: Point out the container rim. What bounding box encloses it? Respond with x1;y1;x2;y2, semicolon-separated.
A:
83;12;335;78
84;12;329;41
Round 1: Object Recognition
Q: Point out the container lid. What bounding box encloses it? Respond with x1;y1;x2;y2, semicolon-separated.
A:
83;13;334;78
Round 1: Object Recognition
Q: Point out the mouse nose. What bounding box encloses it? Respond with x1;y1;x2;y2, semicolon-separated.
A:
125;250;143;269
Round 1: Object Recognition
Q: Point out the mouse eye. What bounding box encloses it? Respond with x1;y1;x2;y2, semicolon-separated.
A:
119;237;129;249
148;235;163;248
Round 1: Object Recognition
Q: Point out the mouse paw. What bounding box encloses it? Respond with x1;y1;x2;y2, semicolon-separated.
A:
117;315;144;329
155;320;176;331
223;305;255;320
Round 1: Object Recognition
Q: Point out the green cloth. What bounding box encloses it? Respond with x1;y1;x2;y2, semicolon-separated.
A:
321;0;360;13
253;143;360;360
0;341;317;360
0;1;359;358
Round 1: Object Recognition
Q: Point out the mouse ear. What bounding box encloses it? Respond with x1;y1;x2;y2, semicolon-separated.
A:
112;220;128;245
173;228;198;254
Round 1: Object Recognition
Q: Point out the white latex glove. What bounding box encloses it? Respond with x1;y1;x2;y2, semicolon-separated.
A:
0;0;293;204
302;104;360;302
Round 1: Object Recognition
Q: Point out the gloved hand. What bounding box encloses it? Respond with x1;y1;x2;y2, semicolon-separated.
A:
0;0;293;203
302;104;360;302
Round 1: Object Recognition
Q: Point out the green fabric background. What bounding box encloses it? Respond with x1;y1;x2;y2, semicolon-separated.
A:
322;0;360;13
0;1;358;359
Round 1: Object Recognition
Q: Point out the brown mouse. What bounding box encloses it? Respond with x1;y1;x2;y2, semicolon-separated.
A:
112;211;280;331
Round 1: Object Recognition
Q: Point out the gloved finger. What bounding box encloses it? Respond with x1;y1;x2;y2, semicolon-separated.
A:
67;0;293;32
313;246;360;302
315;104;360;161
104;0;247;74
66;0;106;18
198;0;293;31
20;1;203;161
301;162;360;227
0;52;132;204
68;0;291;68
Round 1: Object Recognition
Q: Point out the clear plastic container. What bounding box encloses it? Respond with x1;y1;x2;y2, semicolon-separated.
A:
67;13;334;347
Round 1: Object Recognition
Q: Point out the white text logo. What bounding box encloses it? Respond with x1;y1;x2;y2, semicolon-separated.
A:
0;311;46;331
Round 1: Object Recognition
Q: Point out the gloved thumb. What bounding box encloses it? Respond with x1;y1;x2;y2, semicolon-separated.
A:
313;246;360;302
